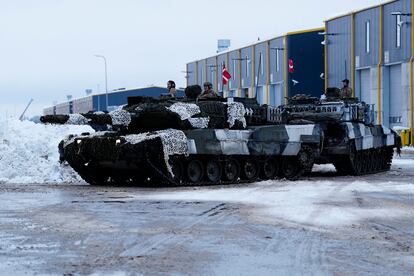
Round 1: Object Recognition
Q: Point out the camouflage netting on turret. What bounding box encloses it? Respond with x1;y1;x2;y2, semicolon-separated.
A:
226;102;247;128
124;129;188;176
109;110;131;126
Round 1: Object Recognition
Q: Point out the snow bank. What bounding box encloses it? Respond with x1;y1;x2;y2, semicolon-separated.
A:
0;118;94;184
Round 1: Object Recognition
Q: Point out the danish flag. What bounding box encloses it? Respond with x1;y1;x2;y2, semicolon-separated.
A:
288;59;295;73
222;64;232;85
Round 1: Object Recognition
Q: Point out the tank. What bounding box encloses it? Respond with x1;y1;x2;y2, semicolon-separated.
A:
41;86;400;186
41;85;327;185
269;88;401;176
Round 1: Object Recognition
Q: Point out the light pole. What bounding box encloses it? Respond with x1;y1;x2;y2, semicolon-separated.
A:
94;54;108;111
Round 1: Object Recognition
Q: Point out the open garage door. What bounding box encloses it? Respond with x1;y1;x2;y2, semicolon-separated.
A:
389;65;402;127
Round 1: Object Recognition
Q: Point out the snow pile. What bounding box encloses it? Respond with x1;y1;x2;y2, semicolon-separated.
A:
0;118;94;184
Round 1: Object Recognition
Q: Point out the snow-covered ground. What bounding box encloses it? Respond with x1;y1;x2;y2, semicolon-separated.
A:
132;158;414;229
0;118;94;184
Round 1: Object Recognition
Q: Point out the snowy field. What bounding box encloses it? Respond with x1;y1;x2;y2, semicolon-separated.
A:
1;118;414;275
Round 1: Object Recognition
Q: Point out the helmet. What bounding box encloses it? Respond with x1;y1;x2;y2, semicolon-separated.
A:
203;82;212;89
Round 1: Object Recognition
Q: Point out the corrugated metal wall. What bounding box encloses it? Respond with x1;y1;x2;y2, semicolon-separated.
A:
228;50;239;95
187;62;197;86
327;15;352;88
383;0;412;64
254;42;267;87
269;37;285;84
206;57;217;90
354;7;380;68
240;46;253;89
197;60;206;87
73;96;93;114
217;54;227;92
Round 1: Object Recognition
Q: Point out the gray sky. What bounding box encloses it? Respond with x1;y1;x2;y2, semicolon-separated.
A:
0;0;381;116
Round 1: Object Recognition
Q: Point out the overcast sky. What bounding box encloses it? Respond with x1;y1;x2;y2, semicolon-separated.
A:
1;0;382;116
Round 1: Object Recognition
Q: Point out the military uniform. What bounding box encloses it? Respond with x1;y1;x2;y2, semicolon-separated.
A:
340;87;353;98
199;82;219;99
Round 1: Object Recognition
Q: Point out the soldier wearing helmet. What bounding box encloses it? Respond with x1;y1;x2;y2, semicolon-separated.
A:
199;81;219;99
340;79;353;99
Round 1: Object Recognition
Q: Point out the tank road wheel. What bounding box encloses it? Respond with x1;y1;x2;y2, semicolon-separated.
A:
261;159;279;180
186;159;204;184
206;159;222;184
242;159;260;181
281;157;301;180
298;146;315;175
223;159;240;182
170;159;184;185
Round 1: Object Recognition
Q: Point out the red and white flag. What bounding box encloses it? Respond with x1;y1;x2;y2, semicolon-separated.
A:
288;59;295;73
222;64;232;85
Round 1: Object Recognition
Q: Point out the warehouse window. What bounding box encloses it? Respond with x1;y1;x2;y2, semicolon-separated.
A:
200;67;204;84
396;14;402;48
276;49;280;72
365;21;370;53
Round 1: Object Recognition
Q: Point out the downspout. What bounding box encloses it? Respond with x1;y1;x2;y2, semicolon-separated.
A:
351;13;356;96
215;56;219;95
238;49;242;97
266;41;270;104
251;45;256;98
378;5;383;124
410;0;414;144
324;21;328;91
226;53;229;98
284;36;288;103
204;60;207;87
196;61;199;85
186;63;189;87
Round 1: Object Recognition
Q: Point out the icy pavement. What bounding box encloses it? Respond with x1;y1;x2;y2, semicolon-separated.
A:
0;157;414;275
0;118;94;184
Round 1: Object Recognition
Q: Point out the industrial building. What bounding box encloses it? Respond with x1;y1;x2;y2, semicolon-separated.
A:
43;86;184;115
325;0;414;142
186;28;325;107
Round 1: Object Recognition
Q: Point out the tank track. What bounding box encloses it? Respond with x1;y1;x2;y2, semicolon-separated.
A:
66;146;395;187
333;145;394;176
66;154;307;187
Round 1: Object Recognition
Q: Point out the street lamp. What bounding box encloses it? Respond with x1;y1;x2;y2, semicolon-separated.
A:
94;54;108;111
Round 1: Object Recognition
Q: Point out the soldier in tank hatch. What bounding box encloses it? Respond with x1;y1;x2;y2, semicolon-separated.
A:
199;81;220;99
340;79;353;99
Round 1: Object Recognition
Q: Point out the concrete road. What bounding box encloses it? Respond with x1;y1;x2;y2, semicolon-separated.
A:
1;157;414;275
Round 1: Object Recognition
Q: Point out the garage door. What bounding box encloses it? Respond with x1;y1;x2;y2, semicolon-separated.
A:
389;65;402;127
255;86;265;105
359;69;371;104
269;83;283;107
